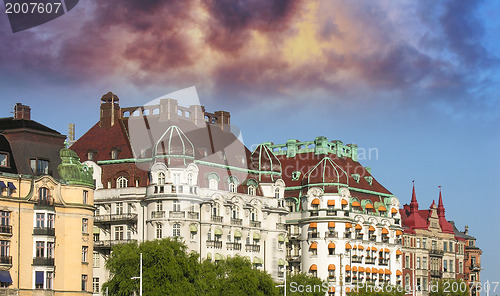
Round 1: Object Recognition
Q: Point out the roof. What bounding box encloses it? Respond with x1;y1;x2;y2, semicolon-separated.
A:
0;134;18;174
0;117;61;135
450;221;476;240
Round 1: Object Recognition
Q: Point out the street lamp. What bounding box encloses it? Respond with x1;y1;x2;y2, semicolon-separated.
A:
131;253;143;296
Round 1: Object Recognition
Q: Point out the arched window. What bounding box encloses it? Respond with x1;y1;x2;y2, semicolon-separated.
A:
248;186;256;196
187;174;193;186
173;223;181;237
212;203;220;217
232;206;239;219
275;188;280;199
250;208;257;221
156;223;162;239
38;187;50;205
116;176;128;188
158;172;165;185
209;179;218;190
229;182;237;193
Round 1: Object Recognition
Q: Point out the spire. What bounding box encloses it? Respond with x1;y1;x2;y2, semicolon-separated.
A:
437;186;445;217
410;180;419;213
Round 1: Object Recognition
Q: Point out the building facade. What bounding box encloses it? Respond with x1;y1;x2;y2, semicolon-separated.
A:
0;104;95;296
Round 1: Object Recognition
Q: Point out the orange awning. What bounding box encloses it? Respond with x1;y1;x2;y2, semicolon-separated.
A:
371;246;377;251
396;230;403;236
378;205;387;212
353;245;357;250
311;198;320;205
346;287;351;292
396;249;402;256
352;201;361;207
382;228;389;234
391;208;398;214
368;226;375;232
384;248;390;253
345;243;352;250
328;242;336;249
358;267;364;272
327;200;335;206
309;222;317;228
355;224;362;230
358;245;364;250
328;264;336;270
365;203;374;209
341;199;348;205
385;269;391;275
310;243;317;249
345;223;352;228
329;286;335;293
328;221;335;228
310;264;317;271
396;270;402;276
372;268;378;274
365;267;371;273
345;265;351;271
379;269;384;275
352;266;358;272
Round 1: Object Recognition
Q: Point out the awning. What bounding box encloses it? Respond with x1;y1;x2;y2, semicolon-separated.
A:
345;223;352;228
278;258;286;266
396;230;403;236
346;287;351;293
328;221;335;228
35;271;44;284
329;286;335;293
371;247;377;251
396;249;402;256
215;253;224;261
0;182;6;188
234;230;242;238
341;199;348;205
7;182;15;190
278;235;285;242
391;208;398;214
368;226;375;232
358;267;364;272
309;222;317;228
253;257;263;264
311;198;320;205
214;228;223;236
384;248;390;253
352;266;357;272
327;200;335;206
385;269;391;275
396;270;402;276
358;245;364;250
355;224;362;230
371;268;377;274
93;226;100;234
328;264;336;270
328;242;336;249
381;228;389;234
0;271;12;283
253;232;261;240
345;265;351;271
378;205;387;212
365;267;371;273
352;201;361;207
310;243;317;249
345;243;352;250
365;203;374;209
190;224;198;232
379;269;384;275
310;264;317;271
353;245;357;250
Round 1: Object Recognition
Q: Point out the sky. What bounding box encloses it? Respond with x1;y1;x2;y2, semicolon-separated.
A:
1;0;499;286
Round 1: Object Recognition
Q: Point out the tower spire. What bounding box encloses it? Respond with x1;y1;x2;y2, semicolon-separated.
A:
410;180;419;213
437;186;445;217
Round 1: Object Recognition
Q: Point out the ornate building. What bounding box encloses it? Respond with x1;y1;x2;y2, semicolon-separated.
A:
0;104;95;295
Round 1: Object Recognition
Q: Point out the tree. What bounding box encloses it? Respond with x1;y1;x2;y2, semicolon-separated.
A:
428;279;469;296
285;273;327;296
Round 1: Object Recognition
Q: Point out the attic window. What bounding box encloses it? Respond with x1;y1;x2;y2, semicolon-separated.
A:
30;158;49;175
364;176;373;186
0;153;8;167
351;174;360;183
291;171;301;181
88;151;96;161
111;149;118;160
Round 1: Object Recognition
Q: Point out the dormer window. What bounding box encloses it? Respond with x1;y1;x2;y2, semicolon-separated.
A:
0;153;8;167
30;158;49;175
275;188;280;199
111;149;118;160
248;185;256;196
116;176;128;188
351;174;360;183
229;182;236;193
158;172;165;185
364;176;373;186
87;151;96;161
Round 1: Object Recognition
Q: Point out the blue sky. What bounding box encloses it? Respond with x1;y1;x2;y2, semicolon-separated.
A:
1;0;499;286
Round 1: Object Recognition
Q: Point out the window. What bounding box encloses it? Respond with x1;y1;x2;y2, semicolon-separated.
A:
423;278;427;291
93;252;100;268
156;201;163;212
35;271;44;289
82;275;87;291
115;226;124;240
87;151;95;161
47;214;55;229
444;260;448;272
449;242;453;252
36;213;45;228
0;211;10;227
116;202;124;214
93;233;100;242
173;223;180;237
417;257;421;269
416;238;420;248
405;255;409;268
250;208;257;221
156;223;162;239
47;242;54;258
173;174;180;185
422;238;427;249
93;278;100;293
275;188;280;199
443;241;447;252
450;259;454;272
83;190;88;204
111;149;118;159
187;174;193;186
173;200;180;212
248;185;256;196
116;176;128;188
459;262;463;273
212;203;220;217
158;172;165;185
432;240;437;250
229;182;236;193
232;206;239;219
36;241;45;258
422;257;427;269
0;240;9;258
31;158;49;174
82;218;88;233
0;153;8;167
209;178;218;190
38;187;50;205
82;246;88;263
46;271;53;290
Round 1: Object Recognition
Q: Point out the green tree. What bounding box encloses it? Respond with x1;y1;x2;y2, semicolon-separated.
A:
284;273;327;296
428;279;469;296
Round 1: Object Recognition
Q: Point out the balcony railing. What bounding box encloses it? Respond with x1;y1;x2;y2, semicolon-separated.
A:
206;240;222;249
151;211;165;219
325;231;338;238
33;257;54;266
326;210;337;216
211;216;223;223
382;236;389;243
365;257;376;264
430;270;443;278
0;288;19;296
343;210;350;217
94;239;137;249
369;236;377;242
352;256;363;264
188;212;199;219
0;256;12;265
0;225;12;235
276;223;286;230
278;271;285;278
231;218;242;225
356;233;364;240
226;242;242;251
94;213;138;224
430;249;444;256
379;258;389;266
287;255;301;262
245;244;261;252
250;221;261;228
395;238;402;244
310;210;319;217
470;264;481;271
35;197;54;207
169;211;185;219
33;227;55;236
308;232;319;239
344;232;352;239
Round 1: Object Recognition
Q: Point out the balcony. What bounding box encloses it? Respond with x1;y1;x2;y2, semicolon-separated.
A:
0;256;12;265
365;257;376;264
382;236;389;243
94;239;137;250
32;257;54;266
94;213;138;224
309;210;319;217
343;210;350;217
379;258;389;266
395;238;402;244
287;255;301;262
35;197;54;208
352;256;363;264
33;227;55;236
0;288;19;296
355;233;363;240
169;211;185;219
245;244;261;252
325;231;338;238
278;271;285;278
226;242;242;251
430;270;443;278
151;211;165;219
430;249;444;257
344;232;352;239
250;221;261;228
211;216;223;223
326;210;337;216
308;232;319;239
206;240;222;249
188;212;199;219
276;223;286;230
328;275;336;282
469;264;481;271
369;236;377;242
231;218;242;226
0;225;12;235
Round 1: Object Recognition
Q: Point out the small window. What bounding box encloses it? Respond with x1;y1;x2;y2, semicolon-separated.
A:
158;172;165;185
82;246;88;263
229;182;236;193
173;200;180;212
0;153;8;167
156;223;162;239
187;174;193;186
82;218;88;233
30;158;50;175
275;188;280;199
248;185;256;196
173;223;181;237
93;277;100;293
81;275;87;291
116;176;128;188
93;252;100;268
83;190;88;204
87;151;95;161
209;179;218;190
111;149;118;160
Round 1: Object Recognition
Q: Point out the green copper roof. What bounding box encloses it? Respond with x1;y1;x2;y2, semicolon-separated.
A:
57;149;94;188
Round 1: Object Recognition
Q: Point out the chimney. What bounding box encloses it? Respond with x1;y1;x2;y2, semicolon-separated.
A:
14;103;31;120
99;92;121;128
464;225;469;235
